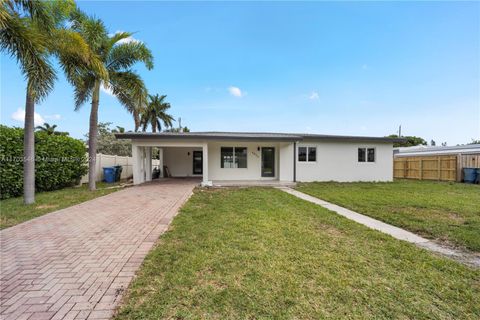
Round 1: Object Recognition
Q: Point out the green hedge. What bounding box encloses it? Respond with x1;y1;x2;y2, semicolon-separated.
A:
0;125;88;199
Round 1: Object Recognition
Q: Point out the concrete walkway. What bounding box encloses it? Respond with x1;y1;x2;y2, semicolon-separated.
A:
278;187;480;268
0;179;198;320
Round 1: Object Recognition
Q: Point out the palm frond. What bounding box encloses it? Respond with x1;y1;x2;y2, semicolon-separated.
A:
104;31;132;51
69;11;107;54
8;0;54;32
0;15;56;101
106;40;154;71
43;0;77;27
54;28;109;82
72;73;95;110
108;70;147;113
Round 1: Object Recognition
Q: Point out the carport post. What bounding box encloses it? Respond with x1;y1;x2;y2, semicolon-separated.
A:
145;147;152;182
201;142;212;186
132;145;144;185
159;148;164;177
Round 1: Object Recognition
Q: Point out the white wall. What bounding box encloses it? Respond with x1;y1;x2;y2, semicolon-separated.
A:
279;143;294;182
207;141;283;181
80;153;160;183
296;141;393;182
163;147;203;177
128;139;393;183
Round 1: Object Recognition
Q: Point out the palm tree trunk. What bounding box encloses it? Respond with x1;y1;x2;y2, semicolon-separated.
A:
88;80;101;191
23;89;35;204
152;120;157;133
133;110;140;132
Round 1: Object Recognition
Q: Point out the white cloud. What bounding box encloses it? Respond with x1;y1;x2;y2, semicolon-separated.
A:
309;91;320;100
228;86;243;98
11;108;45;126
45;114;61;120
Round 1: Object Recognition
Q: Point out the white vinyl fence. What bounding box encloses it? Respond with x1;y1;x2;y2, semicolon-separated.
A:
80;153;160;183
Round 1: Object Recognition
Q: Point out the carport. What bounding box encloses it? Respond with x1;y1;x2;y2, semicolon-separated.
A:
130;140;210;186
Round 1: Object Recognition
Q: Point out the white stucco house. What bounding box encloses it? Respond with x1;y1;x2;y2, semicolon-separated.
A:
115;132;403;186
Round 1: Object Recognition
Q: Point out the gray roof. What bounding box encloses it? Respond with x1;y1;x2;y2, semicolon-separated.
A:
297;133;405;143
395;144;480;156
115;131;405;143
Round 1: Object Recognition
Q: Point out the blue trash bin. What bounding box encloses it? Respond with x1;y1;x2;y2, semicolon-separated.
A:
113;165;123;182
476;168;480;184
103;167;116;183
463;168;477;183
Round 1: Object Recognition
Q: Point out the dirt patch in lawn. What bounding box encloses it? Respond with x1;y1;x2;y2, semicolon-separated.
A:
35;204;59;210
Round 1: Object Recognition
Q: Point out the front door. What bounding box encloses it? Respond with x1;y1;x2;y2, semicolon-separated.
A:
193;151;203;175
261;147;275;177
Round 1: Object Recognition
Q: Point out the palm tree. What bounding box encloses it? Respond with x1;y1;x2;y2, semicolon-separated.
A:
69;11;153;191
141;94;175;133
35;122;58;135
111;126;126;133
1;0;105;204
1;1;56;204
132;104;144;132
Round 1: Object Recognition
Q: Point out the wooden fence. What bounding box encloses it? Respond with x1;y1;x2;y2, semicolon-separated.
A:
394;155;457;181
394;153;480;182
460;153;480;170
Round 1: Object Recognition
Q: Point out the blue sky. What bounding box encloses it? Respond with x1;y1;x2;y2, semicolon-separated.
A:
1;1;479;145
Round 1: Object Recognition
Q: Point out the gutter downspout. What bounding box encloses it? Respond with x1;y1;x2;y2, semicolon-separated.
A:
293;141;297;182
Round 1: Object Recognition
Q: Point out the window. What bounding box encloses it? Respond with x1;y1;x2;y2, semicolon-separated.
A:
358;148;366;162
298;146;316;162
358;148;375;162
235;147;247;168
298;147;307;162
367;148;375;162
221;147;234;168
308;147;316;162
221;147;247;168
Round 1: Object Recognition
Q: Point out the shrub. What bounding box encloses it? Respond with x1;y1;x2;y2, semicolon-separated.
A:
0;125;88;199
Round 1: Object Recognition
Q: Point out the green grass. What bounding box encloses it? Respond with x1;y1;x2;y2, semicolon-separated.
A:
296;180;480;252
0;182;122;229
115;188;479;319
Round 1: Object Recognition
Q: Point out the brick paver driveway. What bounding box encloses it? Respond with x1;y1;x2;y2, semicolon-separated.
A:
0;179;198;320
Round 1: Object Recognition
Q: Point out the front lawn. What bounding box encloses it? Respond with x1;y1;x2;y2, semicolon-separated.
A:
296;180;480;252
0;182;123;229
115;188;479;319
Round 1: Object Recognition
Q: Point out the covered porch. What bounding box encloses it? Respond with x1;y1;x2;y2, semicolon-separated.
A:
131;140;212;186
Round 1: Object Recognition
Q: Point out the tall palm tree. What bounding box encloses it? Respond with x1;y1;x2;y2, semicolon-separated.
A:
1;1;56;204
141;94;175;133
69;11;153;191
1;0;105;204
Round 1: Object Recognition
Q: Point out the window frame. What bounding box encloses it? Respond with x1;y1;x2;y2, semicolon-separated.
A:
358;147;376;163
298;146;317;163
220;146;248;169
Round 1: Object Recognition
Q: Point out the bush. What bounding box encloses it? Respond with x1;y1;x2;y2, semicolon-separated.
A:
0;125;88;199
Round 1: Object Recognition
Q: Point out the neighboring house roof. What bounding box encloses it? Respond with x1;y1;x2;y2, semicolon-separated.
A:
394;144;480;156
115;131;405;143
